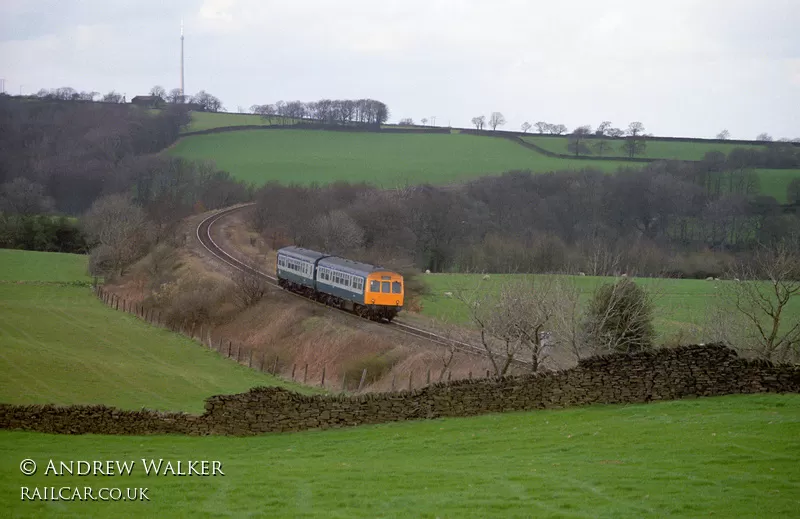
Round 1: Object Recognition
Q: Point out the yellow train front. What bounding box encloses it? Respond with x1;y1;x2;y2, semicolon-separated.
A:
276;246;404;321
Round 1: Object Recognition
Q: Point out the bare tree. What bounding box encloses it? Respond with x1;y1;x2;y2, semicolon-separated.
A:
548;124;567;135
756;132;773;142
233;265;270;308
716;129;730;140
102;91;124;103
308;210;364;255
398;118;414;126
421;118;428;125
595;121;612;136
190;90;223;112
489;112;506;131
549;278;584;361
82;194;152;278
719;243;800;361
591;140;613;156
167;88;185;104
534;121;548;134
471;115;486;130
457;277;556;375
521;122;532;133
621;122;647;158
567;125;593;157
0;177;54;215
606;127;624;138
149;85;167;101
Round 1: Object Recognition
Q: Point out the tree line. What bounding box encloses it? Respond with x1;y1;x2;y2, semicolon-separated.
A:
248;98;390;127
251;160;799;278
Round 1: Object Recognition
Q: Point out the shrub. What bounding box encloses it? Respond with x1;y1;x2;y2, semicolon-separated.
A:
582;278;655;354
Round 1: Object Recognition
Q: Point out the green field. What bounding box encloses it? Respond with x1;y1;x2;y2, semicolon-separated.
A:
0;249;90;283
183;112;304;133
753;168;800;202
168;130;633;186
0;251;314;413
2;394;798;517
420;273;800;341
522;135;769;161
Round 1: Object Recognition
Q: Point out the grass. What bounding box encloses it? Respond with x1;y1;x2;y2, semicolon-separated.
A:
521;136;799;201
1;394;797;517
0;250;317;412
522;135;769;161
168;130;633;187
420;273;800;341
184;112;304;133
0;249;91;283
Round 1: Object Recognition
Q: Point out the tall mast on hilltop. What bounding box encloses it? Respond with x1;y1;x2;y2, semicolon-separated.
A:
180;19;185;101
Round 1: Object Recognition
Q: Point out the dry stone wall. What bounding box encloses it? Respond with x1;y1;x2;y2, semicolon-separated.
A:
2;344;798;436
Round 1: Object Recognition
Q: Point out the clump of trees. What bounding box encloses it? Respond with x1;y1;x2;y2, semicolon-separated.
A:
249;99;389;127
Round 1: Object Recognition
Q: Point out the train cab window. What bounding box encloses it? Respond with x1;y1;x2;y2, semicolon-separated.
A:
392;281;402;294
369;280;380;292
381;281;390;293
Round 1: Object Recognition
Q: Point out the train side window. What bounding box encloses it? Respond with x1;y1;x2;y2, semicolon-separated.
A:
392;281;401;294
370;280;380;292
381;281;390;293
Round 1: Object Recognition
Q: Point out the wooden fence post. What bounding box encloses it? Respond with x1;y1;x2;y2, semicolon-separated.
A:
236;345;242;363
358;368;368;391
115;296;119;311
426;369;431;385
303;364;308;384
291;364;297;380
391;375;396;392
486;369;490;379
272;355;278;375
341;373;347;391
448;371;452;382
227;341;232;358
248;349;253;368
260;354;266;372
408;371;413;391
320;366;326;387
468;371;472;380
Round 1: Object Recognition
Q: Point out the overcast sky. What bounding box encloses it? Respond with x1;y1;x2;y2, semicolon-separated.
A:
1;0;798;139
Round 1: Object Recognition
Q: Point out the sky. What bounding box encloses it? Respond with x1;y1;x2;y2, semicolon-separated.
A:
1;0;799;139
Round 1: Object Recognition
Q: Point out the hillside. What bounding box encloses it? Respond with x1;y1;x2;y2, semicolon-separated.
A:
168;129;632;186
2;394;797;517
0;251;314;413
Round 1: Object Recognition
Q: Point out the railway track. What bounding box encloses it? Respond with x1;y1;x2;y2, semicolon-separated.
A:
195;205;528;365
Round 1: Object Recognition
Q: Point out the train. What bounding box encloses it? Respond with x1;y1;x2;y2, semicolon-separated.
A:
275;246;404;322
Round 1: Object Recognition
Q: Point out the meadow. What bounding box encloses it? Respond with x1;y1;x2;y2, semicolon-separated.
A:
0;251;314;413
1;394;797;517
182;112;305;133
522;134;769;161
0;249;91;283
420;273;800;341
168;129;632;187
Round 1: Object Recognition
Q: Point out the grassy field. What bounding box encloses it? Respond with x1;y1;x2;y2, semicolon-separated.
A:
754;168;800;202
0;249;91;283
0;251;314;412
522;135;768;161
168;130;633;187
1;394;797;517
420;273;800;341
183;112;308;133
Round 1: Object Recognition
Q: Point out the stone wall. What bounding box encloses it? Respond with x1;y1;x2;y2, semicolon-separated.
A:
2;345;798;436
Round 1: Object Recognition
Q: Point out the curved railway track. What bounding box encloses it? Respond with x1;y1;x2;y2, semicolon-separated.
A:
196;205;528;365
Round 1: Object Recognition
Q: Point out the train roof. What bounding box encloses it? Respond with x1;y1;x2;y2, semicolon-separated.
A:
277;246;328;261
278;246;397;276
318;255;389;276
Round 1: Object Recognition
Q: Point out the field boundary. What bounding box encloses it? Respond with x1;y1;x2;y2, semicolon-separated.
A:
179;123;452;138
2;344;797;436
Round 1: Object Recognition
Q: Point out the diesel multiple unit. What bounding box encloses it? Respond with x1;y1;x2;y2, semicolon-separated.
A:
276;246;404;321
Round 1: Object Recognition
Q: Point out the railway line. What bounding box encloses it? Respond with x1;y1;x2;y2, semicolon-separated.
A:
195;205;529;366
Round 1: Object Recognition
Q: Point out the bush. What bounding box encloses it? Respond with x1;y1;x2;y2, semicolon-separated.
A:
582;278;655;354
